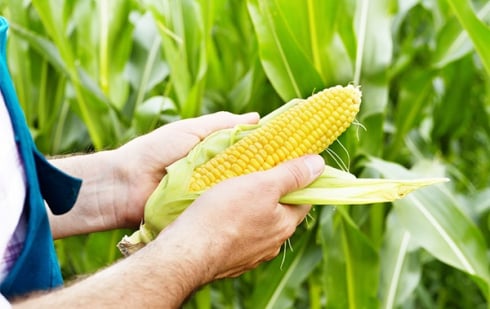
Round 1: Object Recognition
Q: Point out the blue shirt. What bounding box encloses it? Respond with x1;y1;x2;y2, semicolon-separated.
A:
0;17;82;299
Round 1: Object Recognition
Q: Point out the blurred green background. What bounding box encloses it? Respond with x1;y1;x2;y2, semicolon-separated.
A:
1;0;489;308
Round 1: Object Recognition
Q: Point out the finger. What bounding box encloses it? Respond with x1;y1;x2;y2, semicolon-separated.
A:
283;204;312;225
263;155;325;196
170;111;260;139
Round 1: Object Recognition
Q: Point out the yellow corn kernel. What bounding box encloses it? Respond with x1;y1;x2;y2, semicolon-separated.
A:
188;85;361;192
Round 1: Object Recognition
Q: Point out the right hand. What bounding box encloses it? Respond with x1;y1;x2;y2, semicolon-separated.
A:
155;154;325;282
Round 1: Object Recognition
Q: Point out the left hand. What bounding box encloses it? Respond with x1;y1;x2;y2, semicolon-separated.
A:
114;111;259;228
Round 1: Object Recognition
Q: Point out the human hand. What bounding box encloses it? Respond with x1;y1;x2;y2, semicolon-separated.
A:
36;154;323;308
154;154;325;282
115;112;259;228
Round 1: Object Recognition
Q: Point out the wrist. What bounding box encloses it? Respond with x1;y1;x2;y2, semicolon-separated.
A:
49;150;129;236
110;145;150;229
105;147;136;228
154;222;219;287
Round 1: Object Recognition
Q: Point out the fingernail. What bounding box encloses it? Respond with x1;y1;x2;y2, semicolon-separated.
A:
304;155;325;178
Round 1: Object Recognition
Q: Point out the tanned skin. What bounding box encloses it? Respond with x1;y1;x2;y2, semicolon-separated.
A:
11;112;324;308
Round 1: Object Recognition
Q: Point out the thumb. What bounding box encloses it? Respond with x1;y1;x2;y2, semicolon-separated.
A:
264;155;325;197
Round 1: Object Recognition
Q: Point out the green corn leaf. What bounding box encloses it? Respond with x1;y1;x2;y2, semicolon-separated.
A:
126;12;169;124
318;208;379;309
247;0;325;100
369;158;490;299
8;22;67;74
379;212;421;309
447;0;490;76
248;230;322;309
432;2;490;68
30;0;120;149
149;0;212;118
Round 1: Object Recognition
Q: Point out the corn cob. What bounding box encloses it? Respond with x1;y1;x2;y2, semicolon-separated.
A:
117;85;448;256
189;84;361;192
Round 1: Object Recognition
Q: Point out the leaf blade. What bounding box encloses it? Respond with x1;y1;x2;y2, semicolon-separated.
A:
369;158;490;298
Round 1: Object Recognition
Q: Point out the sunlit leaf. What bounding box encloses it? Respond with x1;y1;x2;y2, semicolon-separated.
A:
149;0;212;118
354;0;393;83
447;0;490;76
134;96;178;133
8;22;67;73
431;2;490;68
379;212;421;309
247;0;325;100
369;158;490;298
248;230;322;309
318;208;379;309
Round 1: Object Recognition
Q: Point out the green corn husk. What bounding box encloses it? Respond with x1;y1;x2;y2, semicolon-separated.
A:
117;98;448;256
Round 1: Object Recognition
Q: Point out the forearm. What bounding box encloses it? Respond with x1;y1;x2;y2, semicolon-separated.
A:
12;227;213;308
48;150;130;239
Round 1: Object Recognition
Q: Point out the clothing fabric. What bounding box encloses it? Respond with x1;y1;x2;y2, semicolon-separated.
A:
0;293;11;309
0;16;82;300
0;214;26;283
0;92;26;282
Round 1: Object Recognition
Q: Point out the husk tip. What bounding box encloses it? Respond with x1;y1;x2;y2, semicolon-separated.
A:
117;233;146;257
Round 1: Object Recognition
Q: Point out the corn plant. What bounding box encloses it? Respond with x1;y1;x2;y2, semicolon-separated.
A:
1;0;489;308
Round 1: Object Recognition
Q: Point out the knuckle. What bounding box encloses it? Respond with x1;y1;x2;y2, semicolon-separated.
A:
284;162;306;189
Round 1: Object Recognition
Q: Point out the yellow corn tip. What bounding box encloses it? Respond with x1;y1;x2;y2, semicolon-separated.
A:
189;85;361;192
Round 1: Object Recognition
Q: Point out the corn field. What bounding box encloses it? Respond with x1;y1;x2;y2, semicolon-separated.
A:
1;0;489;308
